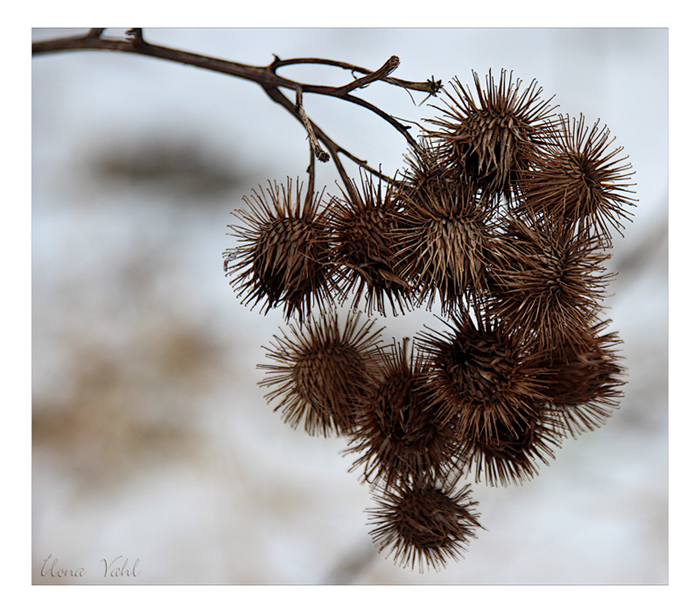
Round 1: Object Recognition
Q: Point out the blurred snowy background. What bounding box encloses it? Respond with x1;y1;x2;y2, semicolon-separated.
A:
31;28;667;584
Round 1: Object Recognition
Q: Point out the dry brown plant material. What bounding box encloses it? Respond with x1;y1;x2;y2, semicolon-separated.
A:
394;176;493;313
516;113;636;243
257;311;384;437
426;69;558;203
367;479;482;572
400;138;466;207
34;33;641;573
328;174;413;316
346;339;463;487
416;308;547;443
461;404;564;486
487;215;614;351
540;318;626;436
224;179;335;321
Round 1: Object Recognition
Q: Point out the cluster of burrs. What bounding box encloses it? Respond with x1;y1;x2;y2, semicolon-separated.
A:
223;69;636;572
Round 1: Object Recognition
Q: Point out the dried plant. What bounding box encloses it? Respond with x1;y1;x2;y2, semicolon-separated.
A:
415;307;547;443
367;478;482;572
487;214;615;351
461;402;564;486
224;179;335;321
345;338;463;487
540;318;626;436
327;174;413;316
34;30;637;573
394;172;493;313
257;310;383;437
515;113;637;243
425;69;558;203
400;137;465;204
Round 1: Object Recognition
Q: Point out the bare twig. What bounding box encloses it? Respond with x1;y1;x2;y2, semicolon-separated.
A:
262;86;360;195
335;55;400;95
124;28;145;48
295;88;330;164
32;29;438;184
269;55;442;96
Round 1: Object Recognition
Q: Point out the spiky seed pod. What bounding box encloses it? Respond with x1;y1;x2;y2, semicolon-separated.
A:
367;478;482;572
257;310;384;437
462;403;564;487
400;137;465;206
224;179;335;321
487;215;614;351
541;318;626;436
516;114;636;243
416;308;547;443
327;174;413;317
426;69;558;203
394;178;493;314
346;339;463;487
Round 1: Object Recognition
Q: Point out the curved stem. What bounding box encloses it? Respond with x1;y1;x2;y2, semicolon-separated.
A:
33;31;436;155
295;87;330;163
269;56;442;96
262;86;357;196
304;140;317;209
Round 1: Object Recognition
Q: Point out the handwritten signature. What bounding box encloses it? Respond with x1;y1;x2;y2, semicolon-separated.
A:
40;554;141;579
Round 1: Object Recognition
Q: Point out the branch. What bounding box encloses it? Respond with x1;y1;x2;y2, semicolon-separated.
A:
334;55;401;95
269;56;442;97
295;88;330;164
32;30;439;167
263;85;383;196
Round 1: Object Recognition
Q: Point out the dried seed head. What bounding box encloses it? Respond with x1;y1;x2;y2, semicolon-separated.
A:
224;178;335;321
487;215;614;351
516;114;636;242
346;339;463;487
367;479;482;572
328;174;413;317
426;69;558;202
462;404;564;486
416;308;546;442
257;310;384;437
395;178;492;313
541;318;626;436
220;64;636;572
401;137;464;204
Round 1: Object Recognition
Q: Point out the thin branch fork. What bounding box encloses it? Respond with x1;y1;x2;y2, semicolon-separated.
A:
269;56;442;96
32;29;440;183
33;31;436;100
265;85;361;196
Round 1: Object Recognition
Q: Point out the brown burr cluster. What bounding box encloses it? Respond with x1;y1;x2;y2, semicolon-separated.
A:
223;69;636;571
